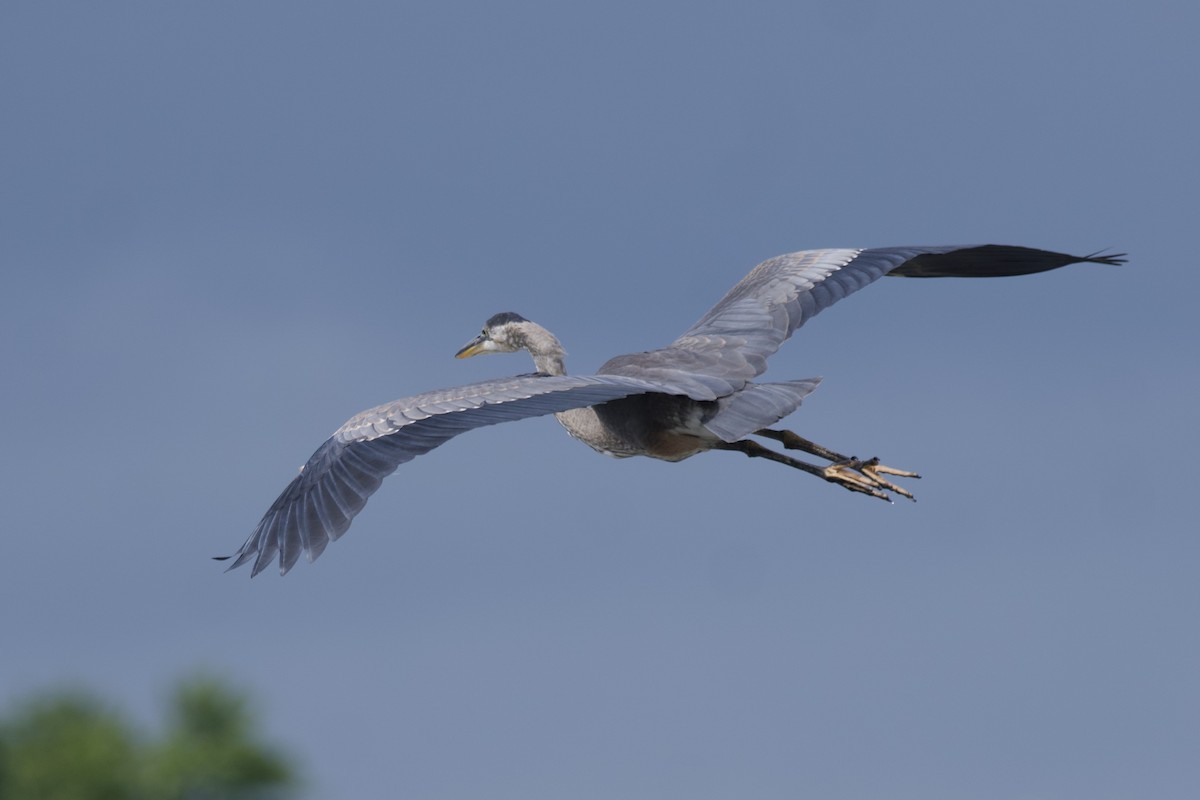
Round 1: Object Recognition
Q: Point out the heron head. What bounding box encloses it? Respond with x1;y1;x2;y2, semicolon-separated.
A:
455;312;531;359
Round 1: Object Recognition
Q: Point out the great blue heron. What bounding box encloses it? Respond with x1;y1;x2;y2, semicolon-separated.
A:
221;245;1124;576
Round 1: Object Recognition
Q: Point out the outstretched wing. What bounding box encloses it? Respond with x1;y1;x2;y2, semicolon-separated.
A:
599;245;1125;390
223;373;676;576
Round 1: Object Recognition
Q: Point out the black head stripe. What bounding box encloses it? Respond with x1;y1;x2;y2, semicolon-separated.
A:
485;311;528;328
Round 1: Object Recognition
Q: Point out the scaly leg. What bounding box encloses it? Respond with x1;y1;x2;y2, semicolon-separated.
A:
752;429;921;502
714;440;894;502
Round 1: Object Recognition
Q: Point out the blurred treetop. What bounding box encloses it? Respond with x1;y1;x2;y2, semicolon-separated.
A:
0;675;297;800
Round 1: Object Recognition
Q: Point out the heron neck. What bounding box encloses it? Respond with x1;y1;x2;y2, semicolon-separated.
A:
534;352;567;375
521;324;568;376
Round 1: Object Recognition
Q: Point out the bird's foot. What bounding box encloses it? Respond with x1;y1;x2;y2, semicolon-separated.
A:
823;457;920;503
741;430;922;502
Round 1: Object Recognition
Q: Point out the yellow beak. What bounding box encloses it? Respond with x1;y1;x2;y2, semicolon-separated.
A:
455;335;488;359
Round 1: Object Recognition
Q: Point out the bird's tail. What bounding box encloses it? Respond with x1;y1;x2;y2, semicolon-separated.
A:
704;378;822;443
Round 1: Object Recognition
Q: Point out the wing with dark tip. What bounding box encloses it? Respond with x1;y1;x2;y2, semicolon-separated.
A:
222;373;681;576
600;245;1125;390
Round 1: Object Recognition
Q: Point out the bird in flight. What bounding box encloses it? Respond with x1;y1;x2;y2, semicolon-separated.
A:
221;245;1124;576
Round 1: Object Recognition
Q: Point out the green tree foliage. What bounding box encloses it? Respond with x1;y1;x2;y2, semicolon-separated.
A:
0;676;297;800
0;693;139;800
142;677;295;800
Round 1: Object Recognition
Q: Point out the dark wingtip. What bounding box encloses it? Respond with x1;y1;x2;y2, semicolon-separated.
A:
214;553;259;577
1082;250;1128;266
891;245;1130;278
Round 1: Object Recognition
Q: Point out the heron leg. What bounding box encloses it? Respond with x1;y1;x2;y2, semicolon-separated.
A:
714;440;894;502
754;429;847;461
752;429;920;502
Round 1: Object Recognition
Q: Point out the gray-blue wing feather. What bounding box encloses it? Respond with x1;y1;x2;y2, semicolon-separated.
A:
599;245;1123;390
705;378;823;442
224;374;679;576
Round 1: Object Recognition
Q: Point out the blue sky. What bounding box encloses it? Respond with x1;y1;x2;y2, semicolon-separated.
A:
2;2;1197;798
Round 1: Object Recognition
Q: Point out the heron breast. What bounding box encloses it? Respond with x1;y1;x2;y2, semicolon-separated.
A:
644;430;713;461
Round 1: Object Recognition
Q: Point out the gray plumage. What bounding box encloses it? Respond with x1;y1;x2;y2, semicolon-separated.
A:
221;244;1124;576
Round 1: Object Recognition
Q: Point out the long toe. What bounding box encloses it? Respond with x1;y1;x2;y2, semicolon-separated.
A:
860;457;920;502
823;462;894;502
866;460;921;479
822;458;920;502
